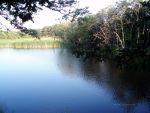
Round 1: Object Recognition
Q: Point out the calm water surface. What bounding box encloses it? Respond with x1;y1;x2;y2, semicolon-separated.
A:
0;49;149;113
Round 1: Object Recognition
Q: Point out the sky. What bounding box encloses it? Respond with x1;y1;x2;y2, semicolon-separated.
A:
24;0;119;29
0;0;120;30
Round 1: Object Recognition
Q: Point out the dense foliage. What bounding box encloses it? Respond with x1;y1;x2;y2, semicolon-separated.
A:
39;0;150;70
0;0;149;70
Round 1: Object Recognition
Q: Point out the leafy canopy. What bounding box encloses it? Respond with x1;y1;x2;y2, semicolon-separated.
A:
0;0;88;29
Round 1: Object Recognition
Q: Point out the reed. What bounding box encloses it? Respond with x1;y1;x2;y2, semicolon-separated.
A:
0;38;69;49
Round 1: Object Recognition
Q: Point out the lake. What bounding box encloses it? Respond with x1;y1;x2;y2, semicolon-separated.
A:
0;49;149;113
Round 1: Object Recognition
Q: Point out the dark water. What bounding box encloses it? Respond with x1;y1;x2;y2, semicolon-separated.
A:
0;49;149;113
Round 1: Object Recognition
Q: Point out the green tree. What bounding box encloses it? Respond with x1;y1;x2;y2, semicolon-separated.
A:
68;0;150;70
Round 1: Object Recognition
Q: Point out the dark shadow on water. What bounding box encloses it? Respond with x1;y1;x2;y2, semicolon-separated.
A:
56;49;150;113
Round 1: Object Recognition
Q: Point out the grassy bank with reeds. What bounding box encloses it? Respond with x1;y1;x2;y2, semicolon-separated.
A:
0;38;69;49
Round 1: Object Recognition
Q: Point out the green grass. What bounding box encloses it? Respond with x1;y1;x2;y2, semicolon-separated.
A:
0;38;69;49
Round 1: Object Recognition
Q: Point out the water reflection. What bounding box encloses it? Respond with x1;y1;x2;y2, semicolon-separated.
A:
0;49;149;113
56;49;150;113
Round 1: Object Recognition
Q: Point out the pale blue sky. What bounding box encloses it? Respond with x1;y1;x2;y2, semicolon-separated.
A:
0;0;120;30
24;0;119;29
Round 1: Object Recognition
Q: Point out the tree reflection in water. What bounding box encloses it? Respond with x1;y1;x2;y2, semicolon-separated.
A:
56;49;150;113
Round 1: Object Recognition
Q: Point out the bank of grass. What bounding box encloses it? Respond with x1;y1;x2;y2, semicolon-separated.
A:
0;38;69;48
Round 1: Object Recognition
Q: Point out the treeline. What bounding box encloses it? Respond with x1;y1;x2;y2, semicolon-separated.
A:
1;0;149;70
0;25;68;39
40;23;72;40
0;31;32;39
39;0;150;70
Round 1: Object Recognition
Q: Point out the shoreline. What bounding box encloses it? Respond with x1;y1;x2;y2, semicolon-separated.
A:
0;38;69;49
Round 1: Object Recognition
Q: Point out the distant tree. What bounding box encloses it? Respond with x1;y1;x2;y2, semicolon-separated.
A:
21;29;40;39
